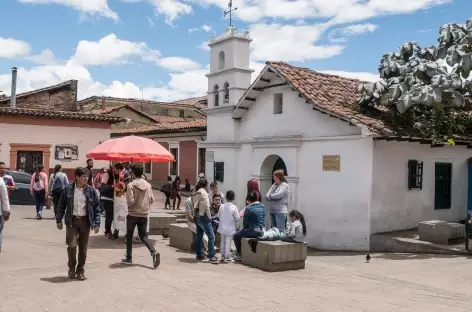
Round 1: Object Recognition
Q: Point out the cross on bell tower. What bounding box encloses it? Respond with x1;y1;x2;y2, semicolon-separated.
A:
223;1;238;27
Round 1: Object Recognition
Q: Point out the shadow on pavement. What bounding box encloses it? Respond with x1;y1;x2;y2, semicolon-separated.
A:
87;235;157;250
22;217;56;220
373;253;471;261
40;276;74;283
177;257;199;264
108;262;155;270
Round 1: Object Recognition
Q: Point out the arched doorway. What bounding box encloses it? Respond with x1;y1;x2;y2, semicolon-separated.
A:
260;155;288;228
272;157;287;184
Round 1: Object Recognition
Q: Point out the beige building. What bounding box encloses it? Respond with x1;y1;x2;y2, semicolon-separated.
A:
0;80;124;178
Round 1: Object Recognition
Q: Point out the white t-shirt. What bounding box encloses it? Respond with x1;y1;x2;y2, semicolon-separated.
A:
217;202;240;235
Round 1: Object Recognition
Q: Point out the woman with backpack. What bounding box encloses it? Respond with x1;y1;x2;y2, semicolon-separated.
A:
30;165;48;220
48;164;69;217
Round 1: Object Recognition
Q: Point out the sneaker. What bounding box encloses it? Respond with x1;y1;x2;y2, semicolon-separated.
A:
36;213;40;220
224;258;234;263
121;258;133;265
219;258;226;263
196;256;205;261
152;252;160;269
68;270;76;279
112;231;119;240
233;254;242;261
203;256;218;264
76;273;86;281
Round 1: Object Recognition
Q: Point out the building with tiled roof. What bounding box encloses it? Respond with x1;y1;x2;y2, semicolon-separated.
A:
200;26;472;252
0;84;124;178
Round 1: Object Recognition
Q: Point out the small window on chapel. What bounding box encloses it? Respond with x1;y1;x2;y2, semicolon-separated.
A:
273;93;283;114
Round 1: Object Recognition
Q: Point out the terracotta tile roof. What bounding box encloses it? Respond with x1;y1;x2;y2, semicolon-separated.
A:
87;104;157;122
111;119;206;135
77;96;166;106
169;96;208;109
265;62;394;136
0;108;125;123
0;80;77;103
150;115;186;123
88;105;127;114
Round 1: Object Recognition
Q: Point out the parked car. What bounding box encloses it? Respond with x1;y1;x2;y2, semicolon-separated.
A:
5;170;36;205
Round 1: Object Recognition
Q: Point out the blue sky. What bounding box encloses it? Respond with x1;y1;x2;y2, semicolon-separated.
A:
0;0;470;101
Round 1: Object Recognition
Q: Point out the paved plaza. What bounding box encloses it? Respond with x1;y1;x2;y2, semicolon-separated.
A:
0;192;472;311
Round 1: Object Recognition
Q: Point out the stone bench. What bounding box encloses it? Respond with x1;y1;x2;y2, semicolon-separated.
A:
241;238;307;272
168;223;221;252
148;212;177;235
418;220;465;245
169;223;195;251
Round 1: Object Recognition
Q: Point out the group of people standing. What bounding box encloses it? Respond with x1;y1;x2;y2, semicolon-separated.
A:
186;169;307;263
161;176;182;210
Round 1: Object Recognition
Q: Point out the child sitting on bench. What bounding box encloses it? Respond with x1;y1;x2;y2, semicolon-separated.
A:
248;210;306;252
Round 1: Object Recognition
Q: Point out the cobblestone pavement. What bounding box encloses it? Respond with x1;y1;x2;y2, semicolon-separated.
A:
1;201;472;312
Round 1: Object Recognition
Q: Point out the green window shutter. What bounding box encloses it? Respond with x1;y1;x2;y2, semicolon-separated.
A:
408;160;423;190
214;162;224;182
435;162;452;210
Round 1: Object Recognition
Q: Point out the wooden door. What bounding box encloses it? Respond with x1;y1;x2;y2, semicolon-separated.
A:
16;151;43;174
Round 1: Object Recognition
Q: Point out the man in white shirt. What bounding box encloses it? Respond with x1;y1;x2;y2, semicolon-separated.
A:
56;167;101;281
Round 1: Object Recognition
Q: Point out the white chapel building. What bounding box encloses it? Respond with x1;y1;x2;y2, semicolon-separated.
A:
201;26;472;251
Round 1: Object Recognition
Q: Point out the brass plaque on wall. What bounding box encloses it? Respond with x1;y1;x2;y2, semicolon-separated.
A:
322;155;340;172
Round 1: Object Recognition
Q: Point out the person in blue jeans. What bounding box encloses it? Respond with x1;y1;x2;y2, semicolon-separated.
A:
192;179;218;263
0;177;11;253
233;191;265;261
266;169;290;231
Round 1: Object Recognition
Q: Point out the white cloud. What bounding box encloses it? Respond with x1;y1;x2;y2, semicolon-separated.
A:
201;24;213;32
72;34;160;66
155;57;201;72
147;16;155;26
249;23;344;62
198;41;210;51
124;0;192;25
189;24;213;34
17;0;119;21
328;23;378;42
25;49;58;65
318;70;379;82
340;23;378;35
0;37;31;58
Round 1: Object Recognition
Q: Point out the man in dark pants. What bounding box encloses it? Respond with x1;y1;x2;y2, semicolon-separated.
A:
121;164;160;268
56;167;101;280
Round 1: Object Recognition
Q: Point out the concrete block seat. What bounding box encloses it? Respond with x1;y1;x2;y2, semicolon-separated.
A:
148;212;177;235
241;238;307;272
418;220;465;245
168;223;221;252
169;223;195;251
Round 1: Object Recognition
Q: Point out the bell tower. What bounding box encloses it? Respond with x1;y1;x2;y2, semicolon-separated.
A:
206;26;254;109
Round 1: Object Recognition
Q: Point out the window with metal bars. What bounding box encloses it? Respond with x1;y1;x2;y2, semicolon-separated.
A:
408;160;423;190
214;162;224;182
434;162;452;210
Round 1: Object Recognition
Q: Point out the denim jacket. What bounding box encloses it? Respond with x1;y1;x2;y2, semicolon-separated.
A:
56;182;101;228
243;202;265;230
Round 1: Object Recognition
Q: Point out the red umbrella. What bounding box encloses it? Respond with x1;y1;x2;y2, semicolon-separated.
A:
86;135;174;162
